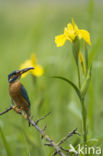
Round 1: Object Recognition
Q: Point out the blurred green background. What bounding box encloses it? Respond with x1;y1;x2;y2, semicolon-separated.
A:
0;0;103;155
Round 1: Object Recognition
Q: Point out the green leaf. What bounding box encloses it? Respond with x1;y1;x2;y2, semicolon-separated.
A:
88;0;94;30
51;76;81;99
94;136;103;147
72;37;80;65
86;137;103;149
80;66;92;98
86;138;98;146
88;80;94;137
0;127;12;156
89;37;101;65
88;0;94;17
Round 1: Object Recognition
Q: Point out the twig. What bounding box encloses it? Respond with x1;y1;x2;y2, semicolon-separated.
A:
51;128;79;156
0;106;12;115
0;106;79;156
35;112;51;125
52;150;58;156
44;143;52;147
28;118;65;156
58;128;80;146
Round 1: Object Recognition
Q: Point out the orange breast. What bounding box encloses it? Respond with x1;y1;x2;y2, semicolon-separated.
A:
9;81;30;117
9;81;21;98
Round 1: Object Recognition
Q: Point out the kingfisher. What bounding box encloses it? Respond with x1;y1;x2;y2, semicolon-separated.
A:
8;67;34;126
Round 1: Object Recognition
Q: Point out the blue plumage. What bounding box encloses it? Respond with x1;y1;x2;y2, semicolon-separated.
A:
20;85;30;107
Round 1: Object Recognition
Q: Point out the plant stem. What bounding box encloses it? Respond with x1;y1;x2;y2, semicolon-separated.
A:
84;42;88;75
81;98;87;143
77;62;87;143
77;63;87;143
77;64;81;88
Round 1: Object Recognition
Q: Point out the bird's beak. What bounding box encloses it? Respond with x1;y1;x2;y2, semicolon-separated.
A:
18;67;34;76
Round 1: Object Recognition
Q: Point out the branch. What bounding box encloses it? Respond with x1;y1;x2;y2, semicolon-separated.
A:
0;106;79;156
0;106;12;115
51;128;80;155
58;128;80;146
28;118;65;156
35;112;51;125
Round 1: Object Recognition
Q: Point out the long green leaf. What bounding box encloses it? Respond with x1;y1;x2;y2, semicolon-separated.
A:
88;0;94;31
0;127;12;156
89;37;101;65
88;80;94;137
51;76;81;99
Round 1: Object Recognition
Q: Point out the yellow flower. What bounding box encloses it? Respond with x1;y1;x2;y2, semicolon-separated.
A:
55;34;67;47
20;54;44;78
55;19;91;47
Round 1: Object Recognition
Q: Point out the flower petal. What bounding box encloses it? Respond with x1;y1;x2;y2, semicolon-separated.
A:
79;29;91;45
55;34;67;47
66;21;78;41
67;23;73;31
31;65;44;77
72;19;79;32
64;27;72;42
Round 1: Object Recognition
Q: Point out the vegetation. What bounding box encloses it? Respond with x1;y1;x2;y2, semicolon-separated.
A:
0;1;103;156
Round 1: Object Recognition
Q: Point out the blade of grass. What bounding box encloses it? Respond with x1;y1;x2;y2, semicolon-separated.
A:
88;0;94;31
88;80;94;137
0;127;12;156
89;37;101;65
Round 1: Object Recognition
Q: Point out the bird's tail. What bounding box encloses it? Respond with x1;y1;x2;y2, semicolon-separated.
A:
28;118;31;127
27;109;31;127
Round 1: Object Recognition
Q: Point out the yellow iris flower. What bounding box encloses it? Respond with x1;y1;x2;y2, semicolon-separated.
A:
20;54;44;78
55;19;91;47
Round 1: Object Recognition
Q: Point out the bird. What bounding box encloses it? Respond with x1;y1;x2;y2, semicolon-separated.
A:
8;67;34;126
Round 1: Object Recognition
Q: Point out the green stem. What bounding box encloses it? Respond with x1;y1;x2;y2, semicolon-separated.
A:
77;64;81;88
85;42;88;75
81;98;87;143
77;58;87;145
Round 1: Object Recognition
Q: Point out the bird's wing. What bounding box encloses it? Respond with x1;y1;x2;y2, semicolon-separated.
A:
20;84;31;107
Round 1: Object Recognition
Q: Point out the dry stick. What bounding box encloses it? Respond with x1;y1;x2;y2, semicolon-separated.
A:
35;112;51;125
60;147;79;156
29;119;65;156
0;106;65;156
44;129;80;147
0;106;12;115
52;129;80;156
0;106;79;156
58;128;80;146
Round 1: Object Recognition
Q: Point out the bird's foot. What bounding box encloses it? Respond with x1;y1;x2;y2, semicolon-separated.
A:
16;107;23;113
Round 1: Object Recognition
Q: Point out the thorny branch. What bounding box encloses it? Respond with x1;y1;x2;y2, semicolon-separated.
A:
0;106;79;156
58;128;80;146
0;106;12;115
50;129;80;156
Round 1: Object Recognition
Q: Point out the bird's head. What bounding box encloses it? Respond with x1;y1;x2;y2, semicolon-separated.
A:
8;67;34;83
